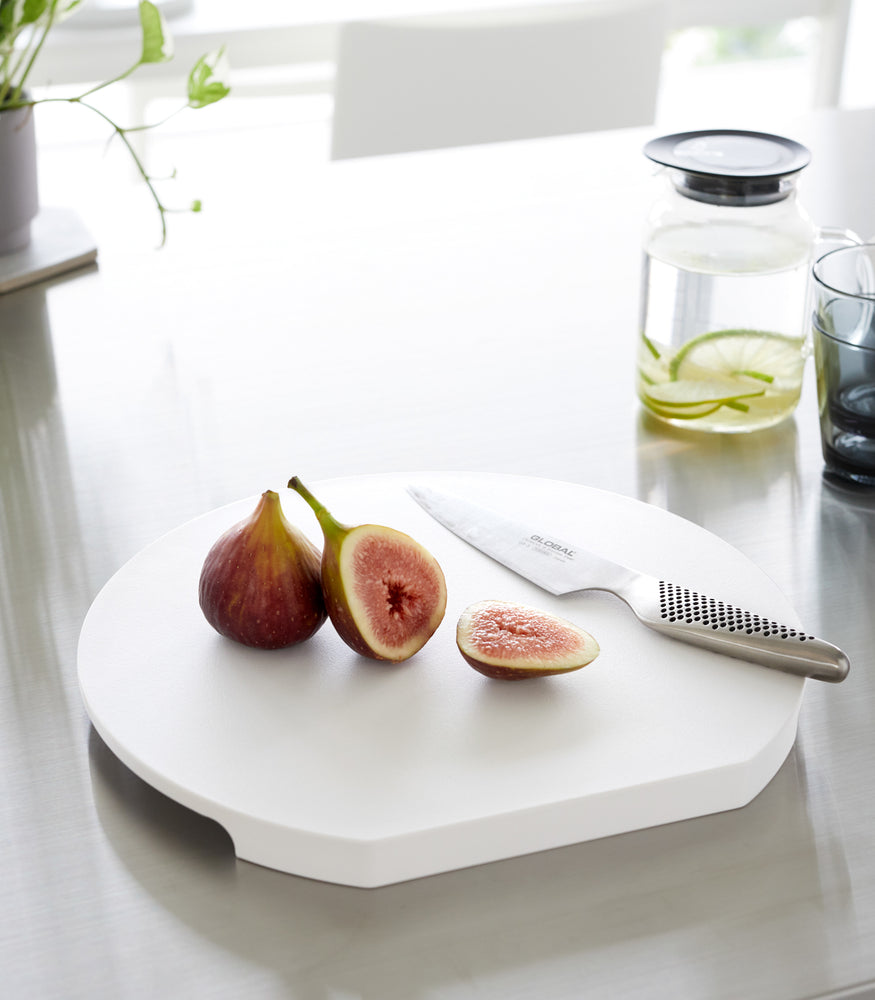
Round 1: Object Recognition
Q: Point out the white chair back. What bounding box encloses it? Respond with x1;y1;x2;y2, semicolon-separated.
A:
331;1;668;159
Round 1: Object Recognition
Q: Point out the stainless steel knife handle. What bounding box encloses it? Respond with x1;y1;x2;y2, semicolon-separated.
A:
621;576;849;683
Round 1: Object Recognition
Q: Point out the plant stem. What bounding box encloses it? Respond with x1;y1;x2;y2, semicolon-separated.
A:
28;93;171;246
78;98;170;246
76;63;143;103
9;0;60;105
124;104;184;134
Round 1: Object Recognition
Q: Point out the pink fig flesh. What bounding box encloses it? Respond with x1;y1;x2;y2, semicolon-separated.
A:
288;477;447;662
199;490;327;649
457;600;599;680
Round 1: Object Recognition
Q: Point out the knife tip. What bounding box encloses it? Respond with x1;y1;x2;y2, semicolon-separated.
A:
406;484;431;504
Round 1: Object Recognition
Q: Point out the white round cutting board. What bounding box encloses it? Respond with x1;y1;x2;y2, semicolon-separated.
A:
77;473;805;887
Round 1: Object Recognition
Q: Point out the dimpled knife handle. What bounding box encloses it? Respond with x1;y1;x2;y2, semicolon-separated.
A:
623;577;849;683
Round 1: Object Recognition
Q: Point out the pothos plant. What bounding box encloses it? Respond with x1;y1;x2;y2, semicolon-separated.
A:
0;0;230;244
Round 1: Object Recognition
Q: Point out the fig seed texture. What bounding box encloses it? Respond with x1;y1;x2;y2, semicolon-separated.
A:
288;477;447;662
457;600;599;679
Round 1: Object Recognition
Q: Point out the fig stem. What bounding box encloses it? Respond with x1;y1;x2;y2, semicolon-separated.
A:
287;476;346;541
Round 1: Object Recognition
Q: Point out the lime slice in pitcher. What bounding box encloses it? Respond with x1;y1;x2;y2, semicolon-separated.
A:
669;329;805;387
642;378;765;413
641;398;723;420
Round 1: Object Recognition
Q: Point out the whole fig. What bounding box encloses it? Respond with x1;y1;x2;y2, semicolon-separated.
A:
288;476;447;662
199;490;327;649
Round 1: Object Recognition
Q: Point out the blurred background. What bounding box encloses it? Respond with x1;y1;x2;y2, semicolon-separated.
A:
23;0;875;233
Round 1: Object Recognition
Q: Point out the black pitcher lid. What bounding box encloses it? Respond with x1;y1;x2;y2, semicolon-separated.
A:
644;130;811;206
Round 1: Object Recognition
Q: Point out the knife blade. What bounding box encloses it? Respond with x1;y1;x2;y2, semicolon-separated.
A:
408;484;849;683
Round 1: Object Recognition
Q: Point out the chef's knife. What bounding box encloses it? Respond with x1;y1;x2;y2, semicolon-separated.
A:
408;485;849;683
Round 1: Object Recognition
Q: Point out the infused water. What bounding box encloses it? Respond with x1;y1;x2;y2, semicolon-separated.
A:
637;222;810;433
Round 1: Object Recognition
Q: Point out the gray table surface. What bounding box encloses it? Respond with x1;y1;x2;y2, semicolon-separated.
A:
3;107;875;999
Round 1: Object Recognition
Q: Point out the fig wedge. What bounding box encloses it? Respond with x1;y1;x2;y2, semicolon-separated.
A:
288;477;447;662
199;490;327;649
457;600;599;680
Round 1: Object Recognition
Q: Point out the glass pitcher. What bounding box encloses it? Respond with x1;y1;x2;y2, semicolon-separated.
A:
637;129;859;434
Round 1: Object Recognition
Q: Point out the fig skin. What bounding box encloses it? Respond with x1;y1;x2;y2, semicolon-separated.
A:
288;476;447;662
199;490;327;649
457;600;599;680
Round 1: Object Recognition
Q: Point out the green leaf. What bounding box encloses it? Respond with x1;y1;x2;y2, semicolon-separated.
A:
20;0;49;25
187;46;230;108
0;0;24;40
138;0;172;64
57;1;84;23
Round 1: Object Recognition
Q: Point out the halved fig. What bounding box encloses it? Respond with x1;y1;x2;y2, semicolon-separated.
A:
457;600;599;680
288;477;447;662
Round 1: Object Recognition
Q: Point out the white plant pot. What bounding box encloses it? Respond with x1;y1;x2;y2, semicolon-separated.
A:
0;100;40;255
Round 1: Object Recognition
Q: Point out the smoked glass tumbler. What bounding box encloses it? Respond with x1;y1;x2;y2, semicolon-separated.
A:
812;244;875;486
